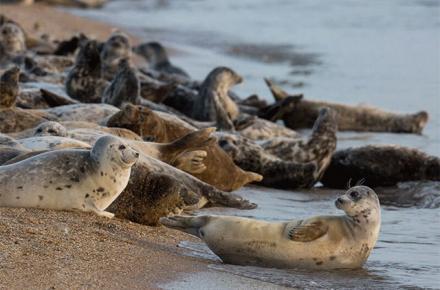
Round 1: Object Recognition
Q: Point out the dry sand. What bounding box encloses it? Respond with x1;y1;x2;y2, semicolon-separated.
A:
0;208;208;289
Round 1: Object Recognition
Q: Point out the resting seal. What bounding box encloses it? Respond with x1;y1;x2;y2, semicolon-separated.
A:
0;135;139;218
107;104;262;191
321;145;440;188
161;185;381;269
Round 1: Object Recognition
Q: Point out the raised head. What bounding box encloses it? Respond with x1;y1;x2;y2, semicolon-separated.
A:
201;67;243;92
91;135;139;169
335;185;381;225
0;22;26;53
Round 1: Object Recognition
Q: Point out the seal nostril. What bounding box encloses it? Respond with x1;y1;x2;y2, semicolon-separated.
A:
337;197;344;204
134;152;139;158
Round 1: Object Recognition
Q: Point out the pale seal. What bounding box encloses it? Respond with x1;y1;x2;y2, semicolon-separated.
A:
0;135;139;218
161;185;381;269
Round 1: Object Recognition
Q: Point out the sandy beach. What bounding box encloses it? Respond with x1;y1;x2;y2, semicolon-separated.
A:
0;4;204;289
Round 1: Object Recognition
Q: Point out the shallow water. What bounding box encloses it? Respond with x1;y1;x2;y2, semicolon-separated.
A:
70;1;440;288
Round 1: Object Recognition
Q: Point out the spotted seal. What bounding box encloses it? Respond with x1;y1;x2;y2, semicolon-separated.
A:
0;135;139;218
161;185;381;269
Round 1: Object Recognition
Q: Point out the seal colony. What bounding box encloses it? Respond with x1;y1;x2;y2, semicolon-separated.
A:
0;12;438;274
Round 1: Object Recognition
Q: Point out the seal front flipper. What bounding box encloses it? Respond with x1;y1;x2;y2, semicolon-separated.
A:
286;219;329;242
206;190;257;210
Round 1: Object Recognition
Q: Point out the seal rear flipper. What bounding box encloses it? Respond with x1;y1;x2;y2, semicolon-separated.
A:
164;127;216;160
40;88;78;107
159;215;209;238
206;190;257;210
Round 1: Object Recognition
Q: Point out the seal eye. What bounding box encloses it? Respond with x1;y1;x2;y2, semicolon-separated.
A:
36;128;42;133
118;145;126;150
350;191;360;199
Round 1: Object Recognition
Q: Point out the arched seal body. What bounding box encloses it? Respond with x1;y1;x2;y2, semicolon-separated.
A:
161;186;381;269
321;145;440;188
0;135;139;218
106;104;262;191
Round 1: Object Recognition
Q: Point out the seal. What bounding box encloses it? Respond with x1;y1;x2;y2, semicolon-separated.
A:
65;39;108;103
32;120;212;175
0;66;20;108
106;104;262;191
163;67;241;122
36;103;120;123
0;70;52;133
321;145;440;188
0;22;26;56
260;107;338;179
0;135;139;218
102;58;139;107
100;31;132;81
160;185;381;269
217;108;337;187
108;151;257;226
262;81;429;134
14;136;91;151
133;41;190;79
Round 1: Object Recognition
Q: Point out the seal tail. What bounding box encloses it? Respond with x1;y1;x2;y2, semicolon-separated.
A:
159;215;209;238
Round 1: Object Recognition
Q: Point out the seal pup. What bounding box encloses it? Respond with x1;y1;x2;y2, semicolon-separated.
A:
0;135;139;218
106;104;262;191
262;81;428;134
161;185;381;269
65;40;108;103
102;58;139;107
100;31;132;81
321;145;440;188
133;41;190;79
0;66;19;108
